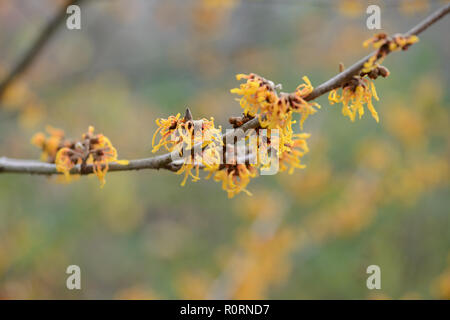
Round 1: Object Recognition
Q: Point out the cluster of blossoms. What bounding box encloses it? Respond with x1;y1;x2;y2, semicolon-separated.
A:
152;108;284;198
152;109;223;187
32;126;128;186
328;64;389;123
230;73;320;130
150;74;317;197
152;117;260;198
230;73;314;174
362;33;419;73
327;33;416;123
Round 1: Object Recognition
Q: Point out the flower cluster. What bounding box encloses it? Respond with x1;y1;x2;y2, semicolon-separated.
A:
230;73;320;130
32;126;128;186
329;63;389;123
218;73;314;195
362;33;419;73
222;73;316;194
150;72;316;197
328;33;415;123
152;109;223;186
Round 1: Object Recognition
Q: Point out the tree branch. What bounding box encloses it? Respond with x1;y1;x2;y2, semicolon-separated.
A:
304;2;450;101
0;154;176;175
0;0;85;101
1;4;449;176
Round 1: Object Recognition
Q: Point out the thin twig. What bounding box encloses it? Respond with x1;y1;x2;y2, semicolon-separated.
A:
0;0;84;101
0;4;449;176
303;2;450;101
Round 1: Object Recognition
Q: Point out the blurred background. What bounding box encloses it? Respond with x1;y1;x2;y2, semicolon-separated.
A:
0;0;449;299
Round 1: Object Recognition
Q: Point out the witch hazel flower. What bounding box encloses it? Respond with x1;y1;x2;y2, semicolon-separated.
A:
230;73;320;130
32;126;128;187
362;33;419;73
329;64;390;123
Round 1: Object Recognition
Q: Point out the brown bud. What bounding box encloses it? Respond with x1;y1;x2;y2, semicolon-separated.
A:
378;66;390;78
368;70;379;80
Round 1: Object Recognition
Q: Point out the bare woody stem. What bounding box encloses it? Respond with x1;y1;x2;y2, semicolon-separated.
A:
0;0;85;101
0;4;449;176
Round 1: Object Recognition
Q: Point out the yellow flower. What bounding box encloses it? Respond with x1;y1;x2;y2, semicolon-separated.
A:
176;162;201;187
362;55;379;74
176;140;224;187
153;112;222;154
182;119;221;186
290;76;321;130
211;163;258;198
152;111;223;187
202;145;222;174
55;147;79;180
362;33;388;49
231;74;320;130
84;127;129;187
230;73;277;119
43;126;128;187
329;78;380;122
362;33;419;73
277;118;310;174
152;113;182;152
